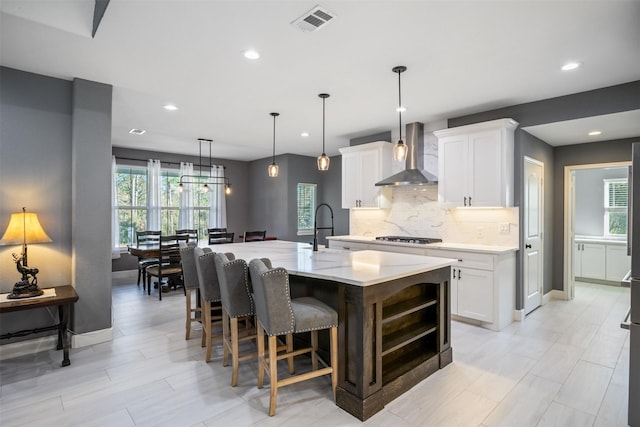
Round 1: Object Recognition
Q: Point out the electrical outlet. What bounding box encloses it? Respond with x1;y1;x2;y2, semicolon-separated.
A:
499;223;510;234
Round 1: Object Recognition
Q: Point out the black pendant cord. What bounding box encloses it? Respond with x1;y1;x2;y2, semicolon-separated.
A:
272;113;277;163
322;97;326;154
397;70;402;141
208;139;212;177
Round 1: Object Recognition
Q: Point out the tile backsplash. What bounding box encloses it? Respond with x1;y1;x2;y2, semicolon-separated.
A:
349;186;519;247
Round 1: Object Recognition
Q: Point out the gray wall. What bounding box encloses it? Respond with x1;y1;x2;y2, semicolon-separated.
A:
575;166;628;236
248;153;348;246
1;67;113;341
449;80;640;307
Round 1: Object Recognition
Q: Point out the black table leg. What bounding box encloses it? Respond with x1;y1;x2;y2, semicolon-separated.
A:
58;304;71;366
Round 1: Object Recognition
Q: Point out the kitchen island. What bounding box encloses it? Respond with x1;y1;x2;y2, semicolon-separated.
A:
205;240;456;420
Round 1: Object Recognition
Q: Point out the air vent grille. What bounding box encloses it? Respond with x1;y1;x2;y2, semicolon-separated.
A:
292;5;336;32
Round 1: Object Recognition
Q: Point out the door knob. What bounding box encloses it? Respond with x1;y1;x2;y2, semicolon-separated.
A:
525;243;532;249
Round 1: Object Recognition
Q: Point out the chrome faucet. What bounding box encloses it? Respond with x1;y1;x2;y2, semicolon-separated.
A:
313;203;334;251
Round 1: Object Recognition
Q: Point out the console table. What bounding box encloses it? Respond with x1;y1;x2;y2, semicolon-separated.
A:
0;285;79;366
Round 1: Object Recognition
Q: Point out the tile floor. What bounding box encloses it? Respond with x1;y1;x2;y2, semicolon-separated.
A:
0;279;631;427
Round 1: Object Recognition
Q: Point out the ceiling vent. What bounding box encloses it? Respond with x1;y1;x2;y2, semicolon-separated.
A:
291;5;336;32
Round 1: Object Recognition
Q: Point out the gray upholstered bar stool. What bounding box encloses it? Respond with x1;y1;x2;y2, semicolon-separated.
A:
214;253;259;386
248;258;338;417
194;247;232;362
180;243;211;340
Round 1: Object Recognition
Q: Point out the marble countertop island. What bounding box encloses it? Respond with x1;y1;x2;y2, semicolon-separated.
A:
204;239;455;420
205;240;457;286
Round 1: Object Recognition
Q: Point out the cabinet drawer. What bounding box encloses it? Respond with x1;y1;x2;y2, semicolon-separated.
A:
426;249;494;271
328;240;370;251
368;243;428;256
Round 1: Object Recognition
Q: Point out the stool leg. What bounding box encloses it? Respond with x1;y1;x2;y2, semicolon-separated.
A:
222;309;230;367
286;333;294;374
268;334;279;416
231;317;239;387
185;289;192;340
257;322;265;389
204;301;213;362
330;326;338;401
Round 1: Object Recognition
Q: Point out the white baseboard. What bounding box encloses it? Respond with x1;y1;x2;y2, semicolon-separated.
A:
0;336;58;361
72;327;113;348
112;269;137;280
545;289;566;301
513;309;525;322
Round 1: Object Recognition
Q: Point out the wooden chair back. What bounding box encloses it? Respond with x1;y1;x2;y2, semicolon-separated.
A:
243;230;266;242
176;229;198;243
209;232;234;244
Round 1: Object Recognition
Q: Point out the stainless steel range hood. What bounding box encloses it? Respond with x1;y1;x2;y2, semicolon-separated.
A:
375;122;437;187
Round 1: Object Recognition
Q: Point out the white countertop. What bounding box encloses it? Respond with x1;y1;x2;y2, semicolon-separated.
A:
326;235;518;254
575;236;627;245
205;240;456;287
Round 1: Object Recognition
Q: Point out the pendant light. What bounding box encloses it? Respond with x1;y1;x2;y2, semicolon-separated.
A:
268;112;280;177
392;66;408;162
317;93;330;171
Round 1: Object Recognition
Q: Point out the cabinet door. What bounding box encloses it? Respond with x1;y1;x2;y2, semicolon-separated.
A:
438;136;468;208
606;244;631;281
580;243;606;280
468;130;503;207
359;149;381;207
457;267;493;322
341;152;360;208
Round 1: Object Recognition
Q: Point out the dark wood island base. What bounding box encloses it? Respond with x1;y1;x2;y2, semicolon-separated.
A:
291;266;452;421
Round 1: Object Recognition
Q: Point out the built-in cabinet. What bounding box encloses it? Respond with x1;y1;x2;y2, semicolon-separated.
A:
339;141;392;209
426;248;514;331
434;118;518;208
574;239;630;283
327;237;516;331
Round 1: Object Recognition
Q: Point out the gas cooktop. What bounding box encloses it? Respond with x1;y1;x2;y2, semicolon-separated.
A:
375;236;443;245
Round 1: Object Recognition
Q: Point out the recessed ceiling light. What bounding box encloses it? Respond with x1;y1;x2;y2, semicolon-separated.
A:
163;104;178;111
129;128;146;135
561;61;582;71
588;130;602;136
301;132;310;137
243;49;260;60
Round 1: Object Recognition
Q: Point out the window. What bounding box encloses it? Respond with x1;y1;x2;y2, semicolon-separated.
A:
115;164;220;247
604;178;628;238
116;166;147;247
297;183;317;235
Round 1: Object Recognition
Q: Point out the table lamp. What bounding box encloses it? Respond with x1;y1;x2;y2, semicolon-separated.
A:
0;207;52;299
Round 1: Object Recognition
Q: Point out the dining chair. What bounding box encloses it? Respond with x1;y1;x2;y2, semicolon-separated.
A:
209;232;234;244
135;230;161;287
243;230;266;242
145;234;188;300
194;247;233;362
176;229;198;243
180;244;212;340
248;258;338;416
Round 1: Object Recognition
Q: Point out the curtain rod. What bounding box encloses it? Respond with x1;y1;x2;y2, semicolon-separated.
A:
114;156;226;169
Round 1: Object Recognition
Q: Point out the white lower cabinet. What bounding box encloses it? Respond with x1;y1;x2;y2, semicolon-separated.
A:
456;267;493;323
427;248;515;331
574;240;629;282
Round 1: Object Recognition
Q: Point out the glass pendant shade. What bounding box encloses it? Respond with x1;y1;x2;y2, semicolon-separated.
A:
225;184;232;195
393;140;408;162
202;183;210;193
268;163;279;177
317;153;330;171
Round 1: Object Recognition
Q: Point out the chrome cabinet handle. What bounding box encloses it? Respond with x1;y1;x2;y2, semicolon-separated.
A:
468;197;472;206
452;268;456;279
463;196;467;206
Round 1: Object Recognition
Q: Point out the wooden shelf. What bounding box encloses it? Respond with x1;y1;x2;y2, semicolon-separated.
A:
382;298;437;324
381;322;437;357
383;346;439;385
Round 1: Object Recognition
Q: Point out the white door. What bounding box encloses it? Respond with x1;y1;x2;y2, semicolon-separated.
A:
524;157;544;315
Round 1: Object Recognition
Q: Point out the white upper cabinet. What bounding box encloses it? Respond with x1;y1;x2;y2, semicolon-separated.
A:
434;118;518;208
339;141;393;208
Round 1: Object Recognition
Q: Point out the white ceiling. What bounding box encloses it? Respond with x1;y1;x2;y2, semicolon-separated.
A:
1;0;639;161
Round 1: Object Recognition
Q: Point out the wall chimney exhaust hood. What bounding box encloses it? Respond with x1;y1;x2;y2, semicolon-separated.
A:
375;122;437;187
